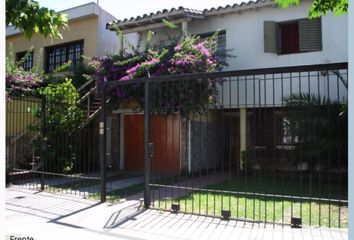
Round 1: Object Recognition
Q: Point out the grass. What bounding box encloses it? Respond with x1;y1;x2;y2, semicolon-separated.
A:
30;171;348;228
156;175;348;228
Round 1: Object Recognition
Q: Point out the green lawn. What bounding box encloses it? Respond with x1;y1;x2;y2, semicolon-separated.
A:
39;172;348;228
155;176;348;228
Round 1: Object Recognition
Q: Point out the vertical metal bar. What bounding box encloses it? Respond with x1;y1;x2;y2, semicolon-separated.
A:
272;73;276;226
244;75;248;220
308;71;312;226
317;70;321;227
263;74;267;223
158;81;162;210
336;69;341;228
281;72;285;227
205;79;209;217
252;75;256;221
144;81;151;208
220;77;224;216
164;82;168;210
40;96;46;191
299;71;303;225
290;72;293;223
198;80;202;215
326;70;331;228
99;80;107;202
228;76;232;215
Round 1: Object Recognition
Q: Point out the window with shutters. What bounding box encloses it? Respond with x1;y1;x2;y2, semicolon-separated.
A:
45;40;84;72
280;21;299;54
264;18;322;55
16;50;34;71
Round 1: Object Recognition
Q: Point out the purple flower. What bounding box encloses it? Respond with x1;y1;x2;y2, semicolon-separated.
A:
196;42;210;57
144;58;160;65
119;75;131;81
174;44;182;51
126;63;141;75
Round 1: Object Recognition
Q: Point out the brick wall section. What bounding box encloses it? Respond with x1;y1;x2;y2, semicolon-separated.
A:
111;112;120;170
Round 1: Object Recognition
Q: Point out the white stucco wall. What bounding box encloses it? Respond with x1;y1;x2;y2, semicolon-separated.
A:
97;8;120;55
122;2;347;70
119;2;348;108
219;70;348;108
186;2;347;70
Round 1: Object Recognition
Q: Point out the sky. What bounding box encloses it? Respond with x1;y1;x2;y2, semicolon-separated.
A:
37;0;245;20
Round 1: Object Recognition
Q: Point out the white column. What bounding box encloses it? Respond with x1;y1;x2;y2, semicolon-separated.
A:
119;36;124;52
240;108;247;170
181;21;188;39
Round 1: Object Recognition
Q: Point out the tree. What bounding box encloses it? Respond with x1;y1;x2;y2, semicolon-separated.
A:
275;0;348;18
6;0;68;39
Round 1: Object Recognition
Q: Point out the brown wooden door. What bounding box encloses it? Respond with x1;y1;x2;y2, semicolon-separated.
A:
124;114;144;171
124;114;180;173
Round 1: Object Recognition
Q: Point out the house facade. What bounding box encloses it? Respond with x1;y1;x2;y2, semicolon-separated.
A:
106;0;348;174
6;2;120;72
6;2;120;170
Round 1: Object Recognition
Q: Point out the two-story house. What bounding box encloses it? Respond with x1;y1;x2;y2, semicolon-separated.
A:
105;0;348;174
6;2;120;171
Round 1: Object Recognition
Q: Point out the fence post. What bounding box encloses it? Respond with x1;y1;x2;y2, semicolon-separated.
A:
99;80;107;202
144;81;151;208
40;96;46;191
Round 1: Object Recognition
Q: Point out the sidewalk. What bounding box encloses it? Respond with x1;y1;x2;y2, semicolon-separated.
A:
5;187;348;240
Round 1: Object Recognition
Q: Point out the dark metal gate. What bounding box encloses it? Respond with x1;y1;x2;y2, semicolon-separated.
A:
105;62;348;228
6;62;348;228
6;95;102;200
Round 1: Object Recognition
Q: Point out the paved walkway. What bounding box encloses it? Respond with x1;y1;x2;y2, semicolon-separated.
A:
5;187;348;240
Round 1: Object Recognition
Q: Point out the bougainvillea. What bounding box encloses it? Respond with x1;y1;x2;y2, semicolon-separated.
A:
6;72;43;97
6;45;44;99
90;34;227;115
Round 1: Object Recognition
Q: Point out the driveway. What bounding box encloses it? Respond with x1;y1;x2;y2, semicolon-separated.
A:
5;187;348;240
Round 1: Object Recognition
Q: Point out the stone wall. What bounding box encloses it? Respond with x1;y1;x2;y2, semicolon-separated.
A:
189;119;222;173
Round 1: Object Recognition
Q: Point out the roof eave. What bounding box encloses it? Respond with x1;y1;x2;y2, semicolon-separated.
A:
203;0;276;16
107;8;203;31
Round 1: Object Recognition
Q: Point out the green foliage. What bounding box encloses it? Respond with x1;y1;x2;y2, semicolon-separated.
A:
162;19;178;29
6;0;68;39
30;79;83;173
275;0;348;18
284;93;347;169
39;78;83;135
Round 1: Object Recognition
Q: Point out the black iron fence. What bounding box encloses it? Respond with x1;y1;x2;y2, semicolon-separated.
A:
6;62;348;228
106;62;348;228
6;95;102;200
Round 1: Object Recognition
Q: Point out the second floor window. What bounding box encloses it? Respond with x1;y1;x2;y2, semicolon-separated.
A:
16;50;33;71
264;18;322;55
46;40;84;72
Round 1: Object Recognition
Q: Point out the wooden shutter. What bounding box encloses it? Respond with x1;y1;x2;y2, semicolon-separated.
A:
299;18;322;52
264;21;279;53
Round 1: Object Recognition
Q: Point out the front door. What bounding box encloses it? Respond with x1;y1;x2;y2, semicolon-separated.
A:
124;114;180;173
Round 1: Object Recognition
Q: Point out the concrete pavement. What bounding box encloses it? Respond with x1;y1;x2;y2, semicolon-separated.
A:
5;187;348;240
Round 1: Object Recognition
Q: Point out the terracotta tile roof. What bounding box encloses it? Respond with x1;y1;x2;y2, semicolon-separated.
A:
106;0;275;31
